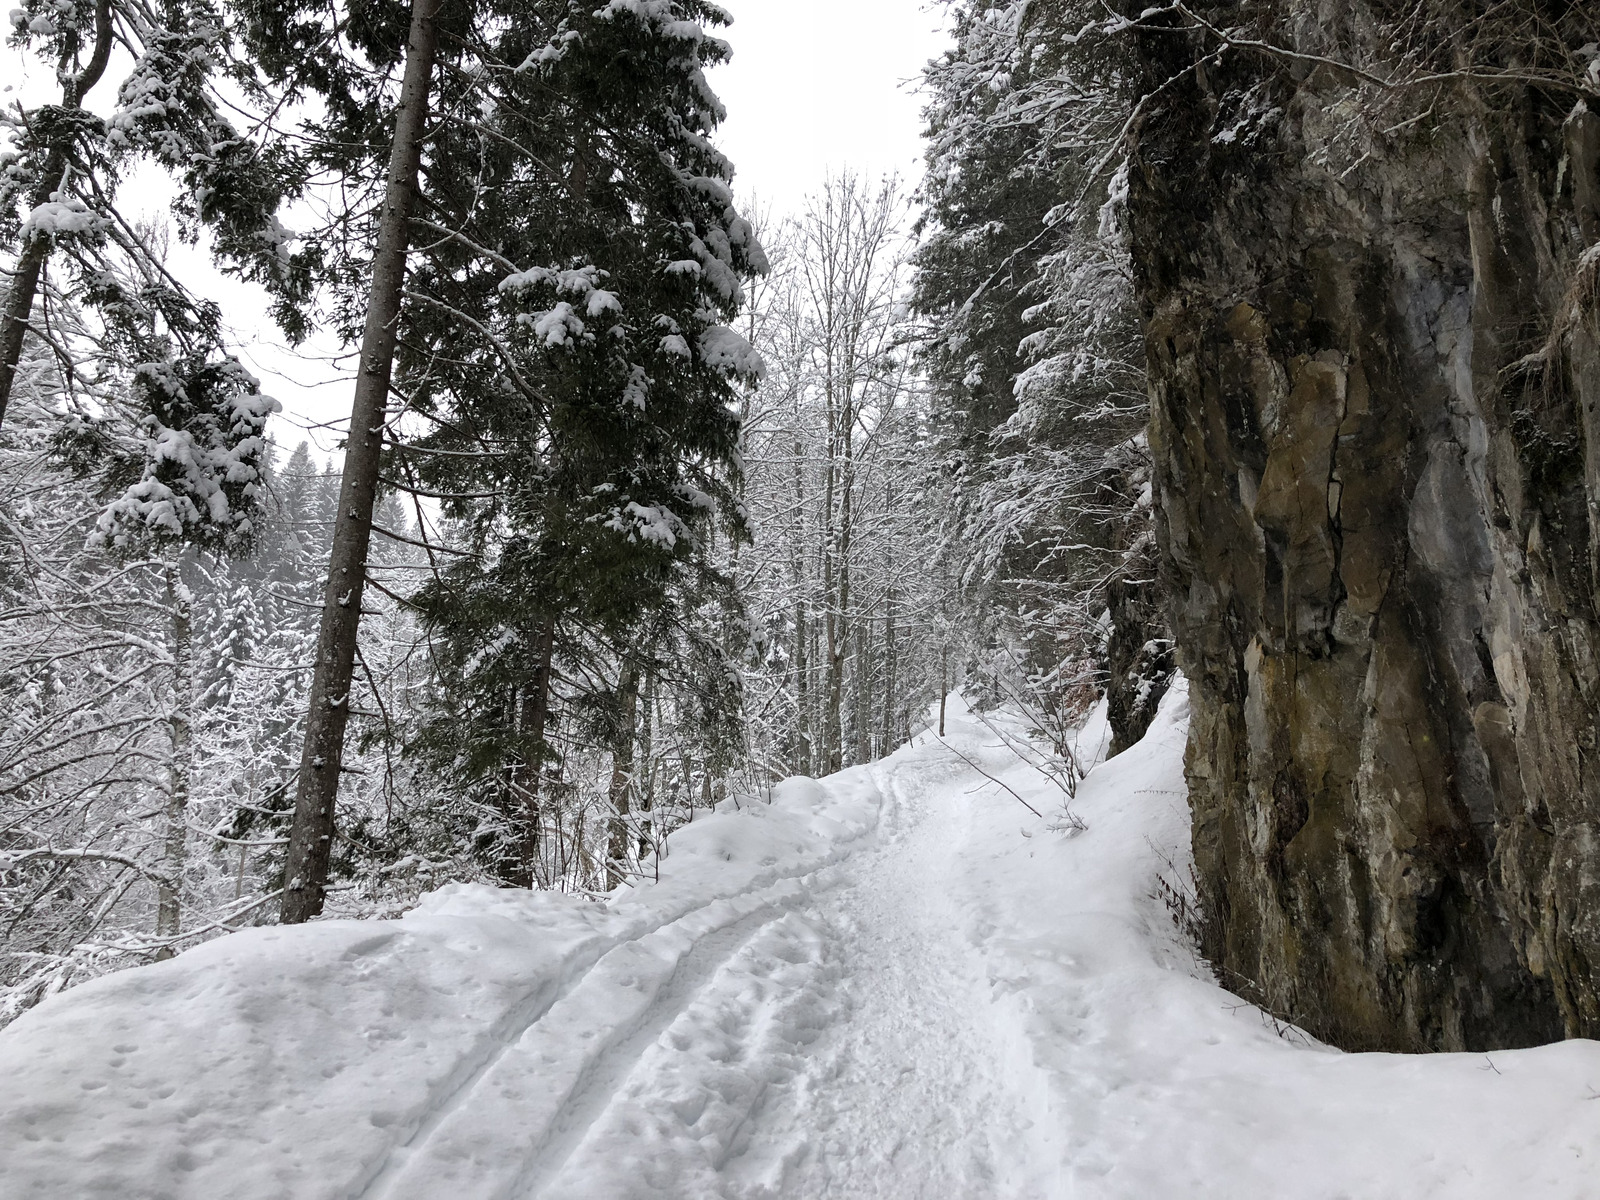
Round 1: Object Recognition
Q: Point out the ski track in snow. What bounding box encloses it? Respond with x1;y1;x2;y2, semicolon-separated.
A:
362;748;1036;1200
5;683;1600;1199
362;893;789;1197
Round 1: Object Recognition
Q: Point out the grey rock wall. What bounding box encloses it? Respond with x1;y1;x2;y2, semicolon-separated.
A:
1125;2;1600;1049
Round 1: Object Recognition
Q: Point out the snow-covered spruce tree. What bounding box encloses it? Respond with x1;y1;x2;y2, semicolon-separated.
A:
0;272;281;1014
0;347;162;1017
399;0;761;893
193;450;440;922
913;0;1171;751
59;294;278;953
244;0;763;912
0;0;312;423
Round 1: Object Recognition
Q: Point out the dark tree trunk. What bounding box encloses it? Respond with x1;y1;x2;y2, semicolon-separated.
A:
882;589;898;754
793;596;810;774
938;647;948;738
606;662;639;889
0;0;113;425
516;622;556;882
637;671;655;861
280;0;442;923
852;621;872;763
491;686;532;887
155;564;193;957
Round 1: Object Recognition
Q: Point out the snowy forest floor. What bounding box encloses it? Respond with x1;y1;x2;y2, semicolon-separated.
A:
4;683;1600;1199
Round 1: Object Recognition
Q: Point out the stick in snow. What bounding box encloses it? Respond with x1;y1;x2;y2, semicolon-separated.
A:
933;734;1045;819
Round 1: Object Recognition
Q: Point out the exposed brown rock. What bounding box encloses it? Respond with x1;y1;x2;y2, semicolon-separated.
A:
1126;2;1600;1049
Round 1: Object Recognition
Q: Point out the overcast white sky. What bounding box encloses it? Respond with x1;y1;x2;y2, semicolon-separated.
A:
6;1;950;451
713;0;948;214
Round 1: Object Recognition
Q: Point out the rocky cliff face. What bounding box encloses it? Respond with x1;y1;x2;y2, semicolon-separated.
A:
1125;1;1600;1049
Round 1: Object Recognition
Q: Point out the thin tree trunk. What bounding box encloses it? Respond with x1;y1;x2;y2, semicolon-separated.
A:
881;480;898;752
791;402;812;776
822;476;841;772
638;671;656;861
824;494;849;775
517;621;556;882
827;554;849;774
811;608;822;761
680;752;696;812
853;620;872;763
493;685;529;886
826;362;856;775
280;0;442;923
883;587;898;753
793;593;810;774
939;647;949;737
156;565;193;955
0;0;113;425
606;662;639;889
833;626;849;770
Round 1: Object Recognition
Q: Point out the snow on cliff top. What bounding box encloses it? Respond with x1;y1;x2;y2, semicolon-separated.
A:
1;682;1597;1198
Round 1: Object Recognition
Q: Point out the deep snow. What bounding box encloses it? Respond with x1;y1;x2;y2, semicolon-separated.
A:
3;681;1599;1198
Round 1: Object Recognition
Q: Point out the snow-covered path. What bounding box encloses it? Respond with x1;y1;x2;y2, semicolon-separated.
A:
741;752;1049;1199
5;684;1600;1199
362;729;1056;1200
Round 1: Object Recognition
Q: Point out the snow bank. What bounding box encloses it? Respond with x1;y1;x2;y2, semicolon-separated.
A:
945;678;1600;1199
0;769;883;1199
5;683;1599;1199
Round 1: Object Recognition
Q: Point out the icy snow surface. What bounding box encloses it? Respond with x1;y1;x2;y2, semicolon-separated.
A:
4;680;1600;1198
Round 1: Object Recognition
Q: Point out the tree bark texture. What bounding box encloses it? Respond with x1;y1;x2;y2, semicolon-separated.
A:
280;0;442;923
791;403;813;776
938;647;948;738
606;662;639;889
638;669;655;860
515;622;556;883
822;445;843;773
852;621;871;763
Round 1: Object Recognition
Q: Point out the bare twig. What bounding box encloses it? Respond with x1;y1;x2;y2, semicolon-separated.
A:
934;734;1044;818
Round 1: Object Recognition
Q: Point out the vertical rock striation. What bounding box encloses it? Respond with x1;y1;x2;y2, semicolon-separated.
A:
1126;0;1600;1049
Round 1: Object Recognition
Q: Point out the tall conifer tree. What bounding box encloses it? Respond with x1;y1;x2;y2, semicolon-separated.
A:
250;0;763;914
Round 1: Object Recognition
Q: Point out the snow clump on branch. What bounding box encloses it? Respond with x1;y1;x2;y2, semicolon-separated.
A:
91;358;280;552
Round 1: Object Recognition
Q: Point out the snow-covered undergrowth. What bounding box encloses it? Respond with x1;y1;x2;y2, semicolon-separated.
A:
2;682;1598;1198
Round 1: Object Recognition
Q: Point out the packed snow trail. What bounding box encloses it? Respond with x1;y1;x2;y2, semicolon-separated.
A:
4;683;1600;1198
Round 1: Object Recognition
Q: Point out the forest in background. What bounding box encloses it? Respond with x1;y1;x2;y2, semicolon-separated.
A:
0;0;1174;1024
